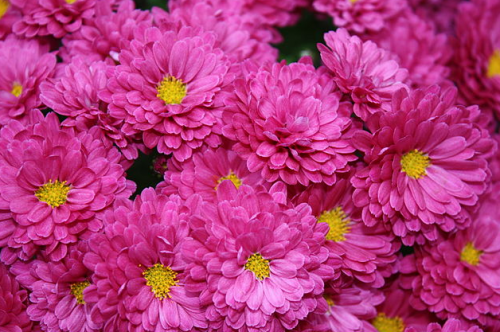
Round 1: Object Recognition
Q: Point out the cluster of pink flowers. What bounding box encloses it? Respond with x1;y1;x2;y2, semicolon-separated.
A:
0;0;499;331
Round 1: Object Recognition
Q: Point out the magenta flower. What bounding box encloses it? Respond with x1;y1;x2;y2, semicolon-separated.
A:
318;29;408;121
292;173;400;287
11;242;99;332
401;217;500;326
161;146;268;203
83;189;207;331
0;0;21;39
11;0;96;38
407;319;483;332
0;262;32;332
352;86;496;245
312;0;407;33
0;111;135;263
223;57;358;186
0;36;56;125
100;26;230;162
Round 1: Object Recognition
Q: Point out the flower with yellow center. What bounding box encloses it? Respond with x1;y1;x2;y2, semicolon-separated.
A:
70;281;90;305
487;50;500;78
400;149;430;179
216;171;242;190
0;0;9;19
143;263;179;300
35;180;71;208
372;313;405;332
318;207;351;242
460;242;482;266
245;253;270;280
11;82;22;98
156;76;187;105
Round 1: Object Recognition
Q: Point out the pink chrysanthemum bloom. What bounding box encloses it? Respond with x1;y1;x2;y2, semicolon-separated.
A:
100;26;230;162
223;57;357;186
40;57;145;162
312;0;407;34
318;29;409;122
299;284;383;332
0;111;135;263
11;0;96;38
401;217;500;326
183;181;335;331
0;0;21;39
352;86;496;245
0;262;32;331
160;146;268;203
452;0;500;118
407;319;483;332
292;173;399;287
362;9;452;90
11;242;99;332
0;36;56;126
83;189;207;331
60;0;152;63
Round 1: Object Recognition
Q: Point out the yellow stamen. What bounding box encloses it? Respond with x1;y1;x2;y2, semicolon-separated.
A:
372;313;405;332
487;50;500;78
65;0;77;4
400;149;430;179
245;253;270;280
70;281;90;305
460;242;482;266
325;295;335;307
156;76;187;105
0;0;9;19
11;82;22;97
216;171;242;190
143;263;178;300
318;207;350;242
35;180;70;208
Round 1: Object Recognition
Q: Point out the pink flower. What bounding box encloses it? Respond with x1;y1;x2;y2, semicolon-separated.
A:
100;26;231;162
318;29;408;121
401;217;500;326
312;0;408;33
452;0;500;118
407;319;484;332
291;173;400;287
160;145;268;203
0;36;56;125
183;181;334;331
223;57;358;186
0;111;135;263
11;242;99;332
0;1;22;39
83;189;207;331
11;0;96;38
0;262;32;331
352;86;496;245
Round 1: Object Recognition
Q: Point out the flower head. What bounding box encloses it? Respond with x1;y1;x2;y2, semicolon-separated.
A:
0;262;33;331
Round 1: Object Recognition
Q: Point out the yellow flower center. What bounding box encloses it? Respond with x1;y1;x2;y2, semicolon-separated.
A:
0;0;9;18
65;0;77;4
143;263;178;300
460;242;482;266
318;207;351;242
35;180;71;208
11;82;22;97
216;171;242;190
324;295;335;307
400;149;430;179
70;281;90;305
372;313;405;332
156;76;187;105
487;50;500;78
350;0;358;3
245;253;270;280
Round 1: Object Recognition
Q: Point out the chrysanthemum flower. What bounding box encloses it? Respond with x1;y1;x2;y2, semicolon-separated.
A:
223;57;357;186
407;319;483;332
83;189;207;331
11;0;97;38
0;0;21;39
0;262;32;331
11;242;99;332
292;173;399;287
0;111;135;263
318;29;408;121
183;181;334;331
352;86;496;245
452;0;500;118
100;26;230;162
312;0;407;34
401;217;500;326
0;36;56;125
161;146;268;203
